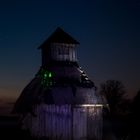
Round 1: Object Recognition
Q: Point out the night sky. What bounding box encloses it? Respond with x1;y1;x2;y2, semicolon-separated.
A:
0;0;140;114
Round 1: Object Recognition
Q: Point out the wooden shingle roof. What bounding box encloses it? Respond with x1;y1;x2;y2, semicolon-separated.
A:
39;27;79;49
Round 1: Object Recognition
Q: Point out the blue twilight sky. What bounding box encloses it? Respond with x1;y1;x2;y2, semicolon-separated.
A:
0;0;140;113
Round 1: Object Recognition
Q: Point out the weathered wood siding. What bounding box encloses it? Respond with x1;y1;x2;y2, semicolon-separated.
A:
73;107;87;140
22;104;102;140
50;43;77;62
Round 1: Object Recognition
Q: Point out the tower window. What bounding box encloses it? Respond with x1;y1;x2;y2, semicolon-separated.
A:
58;47;69;55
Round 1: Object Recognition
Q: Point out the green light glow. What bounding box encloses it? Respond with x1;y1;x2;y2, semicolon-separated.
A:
44;73;47;78
49;72;52;78
38;69;54;88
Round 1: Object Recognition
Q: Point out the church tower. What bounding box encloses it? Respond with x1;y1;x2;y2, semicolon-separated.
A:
13;27;103;140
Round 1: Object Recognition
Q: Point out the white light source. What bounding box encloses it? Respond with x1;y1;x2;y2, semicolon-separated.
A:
76;104;103;107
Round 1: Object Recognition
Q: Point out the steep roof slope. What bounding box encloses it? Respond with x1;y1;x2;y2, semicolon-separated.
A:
39;27;79;49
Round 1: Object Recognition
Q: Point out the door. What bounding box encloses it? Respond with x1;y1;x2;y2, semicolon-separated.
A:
73;107;87;140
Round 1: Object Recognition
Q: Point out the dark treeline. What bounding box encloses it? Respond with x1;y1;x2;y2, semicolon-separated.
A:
99;80;140;140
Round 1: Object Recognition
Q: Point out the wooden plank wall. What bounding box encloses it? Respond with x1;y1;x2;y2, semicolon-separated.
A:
50;44;76;62
73;107;87;140
87;107;102;140
22;104;102;140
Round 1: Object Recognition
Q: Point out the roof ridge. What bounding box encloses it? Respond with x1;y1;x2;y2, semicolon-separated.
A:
38;27;79;49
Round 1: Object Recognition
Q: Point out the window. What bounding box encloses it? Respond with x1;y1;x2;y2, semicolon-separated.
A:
58;46;69;55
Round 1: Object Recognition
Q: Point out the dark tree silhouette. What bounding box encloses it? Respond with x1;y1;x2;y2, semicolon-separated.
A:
99;80;126;117
131;90;140;133
99;80;129;139
132;90;140;116
125;90;140;140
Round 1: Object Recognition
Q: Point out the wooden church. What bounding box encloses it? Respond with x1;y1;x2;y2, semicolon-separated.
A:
13;27;103;140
